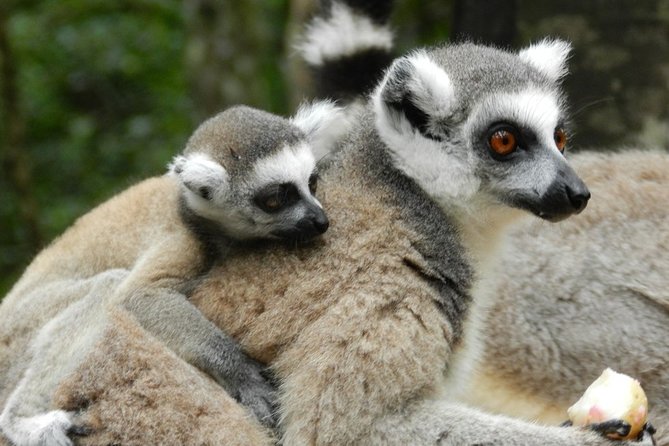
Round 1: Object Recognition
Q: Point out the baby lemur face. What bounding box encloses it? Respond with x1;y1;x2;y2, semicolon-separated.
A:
170;103;350;241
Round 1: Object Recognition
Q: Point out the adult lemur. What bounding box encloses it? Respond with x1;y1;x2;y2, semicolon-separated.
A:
0;4;656;446
0;102;349;445
301;1;668;443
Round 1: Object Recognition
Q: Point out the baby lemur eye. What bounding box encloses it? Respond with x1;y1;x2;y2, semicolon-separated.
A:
254;183;299;213
308;174;318;194
554;128;567;153
488;126;519;156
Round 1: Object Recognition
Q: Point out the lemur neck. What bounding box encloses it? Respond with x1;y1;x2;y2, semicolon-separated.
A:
177;195;235;264
447;199;528;277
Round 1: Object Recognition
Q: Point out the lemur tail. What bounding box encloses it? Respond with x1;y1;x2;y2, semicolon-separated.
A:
298;0;396;102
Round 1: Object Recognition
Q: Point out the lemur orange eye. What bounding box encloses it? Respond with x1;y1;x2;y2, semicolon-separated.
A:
489;129;517;156
554;128;567;153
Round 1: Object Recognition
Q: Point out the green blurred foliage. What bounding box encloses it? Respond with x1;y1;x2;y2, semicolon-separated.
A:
0;0;452;297
1;0;194;294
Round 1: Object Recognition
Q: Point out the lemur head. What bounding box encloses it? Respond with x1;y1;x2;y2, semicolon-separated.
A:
373;39;590;223
169;102;351;241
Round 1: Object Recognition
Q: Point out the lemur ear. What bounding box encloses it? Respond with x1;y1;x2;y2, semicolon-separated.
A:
373;50;456;141
290;100;354;162
518;39;572;82
168;154;229;202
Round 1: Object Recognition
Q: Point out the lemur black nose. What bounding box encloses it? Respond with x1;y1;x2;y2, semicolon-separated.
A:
567;184;591;214
296;208;329;238
313;213;329;234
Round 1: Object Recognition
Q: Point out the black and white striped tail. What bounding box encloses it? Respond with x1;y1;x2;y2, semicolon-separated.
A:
299;0;396;101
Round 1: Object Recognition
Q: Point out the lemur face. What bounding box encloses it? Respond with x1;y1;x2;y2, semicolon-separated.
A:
465;88;588;222
170;102;351;242
373;40;589;222
170;142;328;242
238;142;329;241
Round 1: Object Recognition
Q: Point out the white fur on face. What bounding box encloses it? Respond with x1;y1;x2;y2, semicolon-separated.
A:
471;88;563;155
374;105;481;207
290;101;353;162
466;88;566;196
251;143;318;203
299;2;393;66
518;39;572;82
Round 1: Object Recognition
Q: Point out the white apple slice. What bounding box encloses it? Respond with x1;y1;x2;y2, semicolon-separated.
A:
568;368;648;440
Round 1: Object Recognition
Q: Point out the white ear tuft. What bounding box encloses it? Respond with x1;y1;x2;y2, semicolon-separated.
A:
168;153;229;202
518;39;572;82
405;51;456;119
372;51;455;138
290;100;354;162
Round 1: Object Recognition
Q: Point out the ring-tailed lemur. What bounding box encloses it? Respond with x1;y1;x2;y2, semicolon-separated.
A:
302;1;666;442
0;102;351;445
31;27;659;446
1;5;656;445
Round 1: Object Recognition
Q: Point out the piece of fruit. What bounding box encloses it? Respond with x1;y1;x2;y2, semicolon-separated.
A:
568;368;648;440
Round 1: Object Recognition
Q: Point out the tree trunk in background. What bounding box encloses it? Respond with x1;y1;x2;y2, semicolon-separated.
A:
183;0;291;120
285;0;318;111
0;8;42;253
452;0;517;46
518;0;669;150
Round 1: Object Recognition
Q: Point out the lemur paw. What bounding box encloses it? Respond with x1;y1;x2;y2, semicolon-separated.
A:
561;420;657;445
10;410;74;446
635;423;657;446
231;361;279;429
67;422;94;438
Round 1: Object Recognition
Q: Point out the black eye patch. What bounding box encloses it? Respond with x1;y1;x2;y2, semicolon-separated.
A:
308;173;319;194
253;183;300;213
198;186;212;200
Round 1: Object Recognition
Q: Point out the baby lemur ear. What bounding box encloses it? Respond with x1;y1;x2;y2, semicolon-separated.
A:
290;100;354;162
373;50;456;141
518;38;572;82
168;154;229;202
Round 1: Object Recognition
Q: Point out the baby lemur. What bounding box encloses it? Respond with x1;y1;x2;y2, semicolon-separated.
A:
0;101;350;445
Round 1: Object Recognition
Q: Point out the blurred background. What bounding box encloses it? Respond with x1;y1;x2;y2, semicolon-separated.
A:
1;0;668;295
